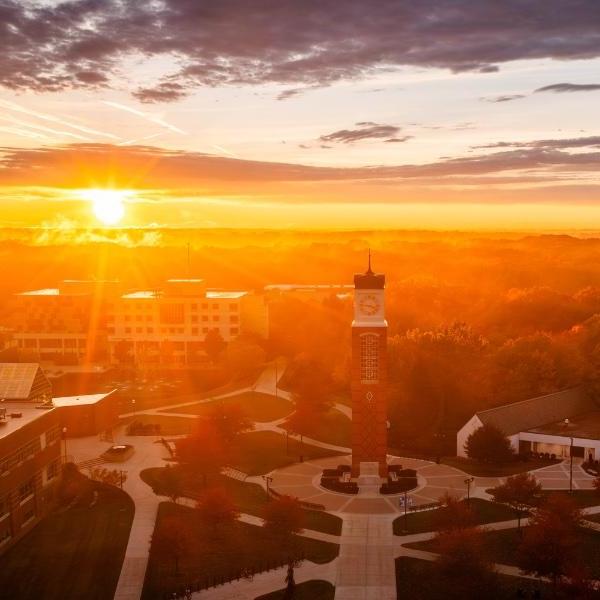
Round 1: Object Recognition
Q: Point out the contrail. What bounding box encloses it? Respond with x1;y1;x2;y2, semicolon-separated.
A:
0;99;120;139
211;144;238;158
0;125;47;140
117;132;165;146
102;101;187;134
0;115;90;141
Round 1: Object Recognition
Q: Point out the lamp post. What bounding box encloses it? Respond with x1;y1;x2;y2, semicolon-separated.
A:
62;426;68;462
131;398;136;417
262;475;273;497
569;436;574;494
464;476;475;504
274;360;278;399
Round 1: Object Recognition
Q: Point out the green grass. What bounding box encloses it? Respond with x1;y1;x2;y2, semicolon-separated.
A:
140;466;343;536
442;456;560;477
393;498;515;535
396;557;553;600
255;580;335;599
233;431;343;475
0;484;134;600
121;413;196;435
166;392;293;422
282;410;351;448
142;503;339;600
406;526;600;578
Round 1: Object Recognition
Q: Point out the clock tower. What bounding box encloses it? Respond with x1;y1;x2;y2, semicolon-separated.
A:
351;253;388;478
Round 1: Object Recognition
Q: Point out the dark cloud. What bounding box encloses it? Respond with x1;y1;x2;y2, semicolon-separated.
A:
480;94;526;103
276;88;303;101
474;136;600;150
1;143;599;191
1;1;600;101
319;123;403;144
535;83;600;93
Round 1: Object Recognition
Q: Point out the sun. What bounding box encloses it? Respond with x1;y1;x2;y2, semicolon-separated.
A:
82;189;129;225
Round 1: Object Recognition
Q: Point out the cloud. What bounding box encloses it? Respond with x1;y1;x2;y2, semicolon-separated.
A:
535;83;600;93
2;1;600;101
480;94;526;103
474;136;600;150
1;142;599;194
319;122;405;144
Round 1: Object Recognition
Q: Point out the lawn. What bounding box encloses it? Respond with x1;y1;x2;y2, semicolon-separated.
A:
166;392;293;422
142;503;339;599
538;489;600;508
406;526;600;578
233;431;343;475
396;557;554;600
393;498;515;535
282;409;351;448
255;580;335;599
121;413;196;435
0;483;134;600
442;456;560;477
141;465;343;535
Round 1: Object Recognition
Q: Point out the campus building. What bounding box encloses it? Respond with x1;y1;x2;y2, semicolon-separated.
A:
9;280;121;364
0;363;119;555
6;278;268;367
106;279;268;365
457;387;600;461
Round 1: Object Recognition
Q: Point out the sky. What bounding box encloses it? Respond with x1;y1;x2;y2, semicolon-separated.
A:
1;0;600;230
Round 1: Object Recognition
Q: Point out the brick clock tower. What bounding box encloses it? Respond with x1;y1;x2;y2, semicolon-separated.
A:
351;255;388;478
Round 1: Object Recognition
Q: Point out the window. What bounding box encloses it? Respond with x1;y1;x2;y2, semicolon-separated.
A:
191;315;198;323
125;327;131;334
191;327;198;335
230;315;239;324
202;327;209;334
360;333;379;383
45;426;61;446
19;479;34;502
229;304;238;311
212;315;219;322
146;315;152;321
191;303;198;310
147;327;154;334
47;459;60;481
212;303;218;310
202;315;208;322
230;327;239;335
159;303;185;324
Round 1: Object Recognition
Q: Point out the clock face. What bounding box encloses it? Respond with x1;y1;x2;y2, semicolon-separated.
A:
359;294;380;316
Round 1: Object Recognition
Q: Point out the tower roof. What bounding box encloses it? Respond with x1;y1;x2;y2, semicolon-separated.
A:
354;250;385;289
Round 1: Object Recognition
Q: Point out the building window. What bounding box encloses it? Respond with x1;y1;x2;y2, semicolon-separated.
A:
230;327;239;335
191;315;198;323
191;303;197;310
47;459;60;482
201;315;208;322
360;333;379;383
19;479;34;502
229;304;238;311
230;315;239;324
212;303;218;310
147;327;154;334
191;327;198;335
202;327;209;334
45;426;61;447
125;327;131;334
212;315;219;322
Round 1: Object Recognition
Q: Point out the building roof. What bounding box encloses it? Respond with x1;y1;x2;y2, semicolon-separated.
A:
527;410;600;441
0;363;51;401
206;290;247;299
0;401;56;441
476;387;598;436
53;390;116;407
122;290;161;299
17;288;59;296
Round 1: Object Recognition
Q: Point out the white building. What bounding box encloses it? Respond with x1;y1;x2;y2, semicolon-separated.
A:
457;388;600;462
106;279;268;365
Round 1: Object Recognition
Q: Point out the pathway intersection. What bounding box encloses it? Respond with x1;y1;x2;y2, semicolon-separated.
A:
65;362;600;599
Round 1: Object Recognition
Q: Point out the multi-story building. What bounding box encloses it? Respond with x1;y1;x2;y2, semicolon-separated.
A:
0;364;61;555
106;279;268;365
6;278;268;367
9;280;121;364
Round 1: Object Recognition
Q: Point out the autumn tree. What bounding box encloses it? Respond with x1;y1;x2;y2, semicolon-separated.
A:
208;402;253;443
204;328;226;364
435;493;475;532
160;464;184;503
464;424;514;464
434;526;498;599
151;514;192;575
196;487;239;537
489;472;542;531
225;338;266;379
518;494;584;593
177;420;228;486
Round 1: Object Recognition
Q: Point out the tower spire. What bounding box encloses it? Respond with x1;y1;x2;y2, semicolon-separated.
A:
367;248;373;275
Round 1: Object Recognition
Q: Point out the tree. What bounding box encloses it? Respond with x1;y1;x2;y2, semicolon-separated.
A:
90;467;127;489
196;487;239;536
208;402;253;443
177;421;228;486
593;475;600;496
434;526;498;599
204;329;226;363
517;494;584;594
161;464;184;503
464;424;514;464
490;473;542;532
263;496;305;592
151;514;192;575
225;339;266;379
436;493;475;532
285;403;318;445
